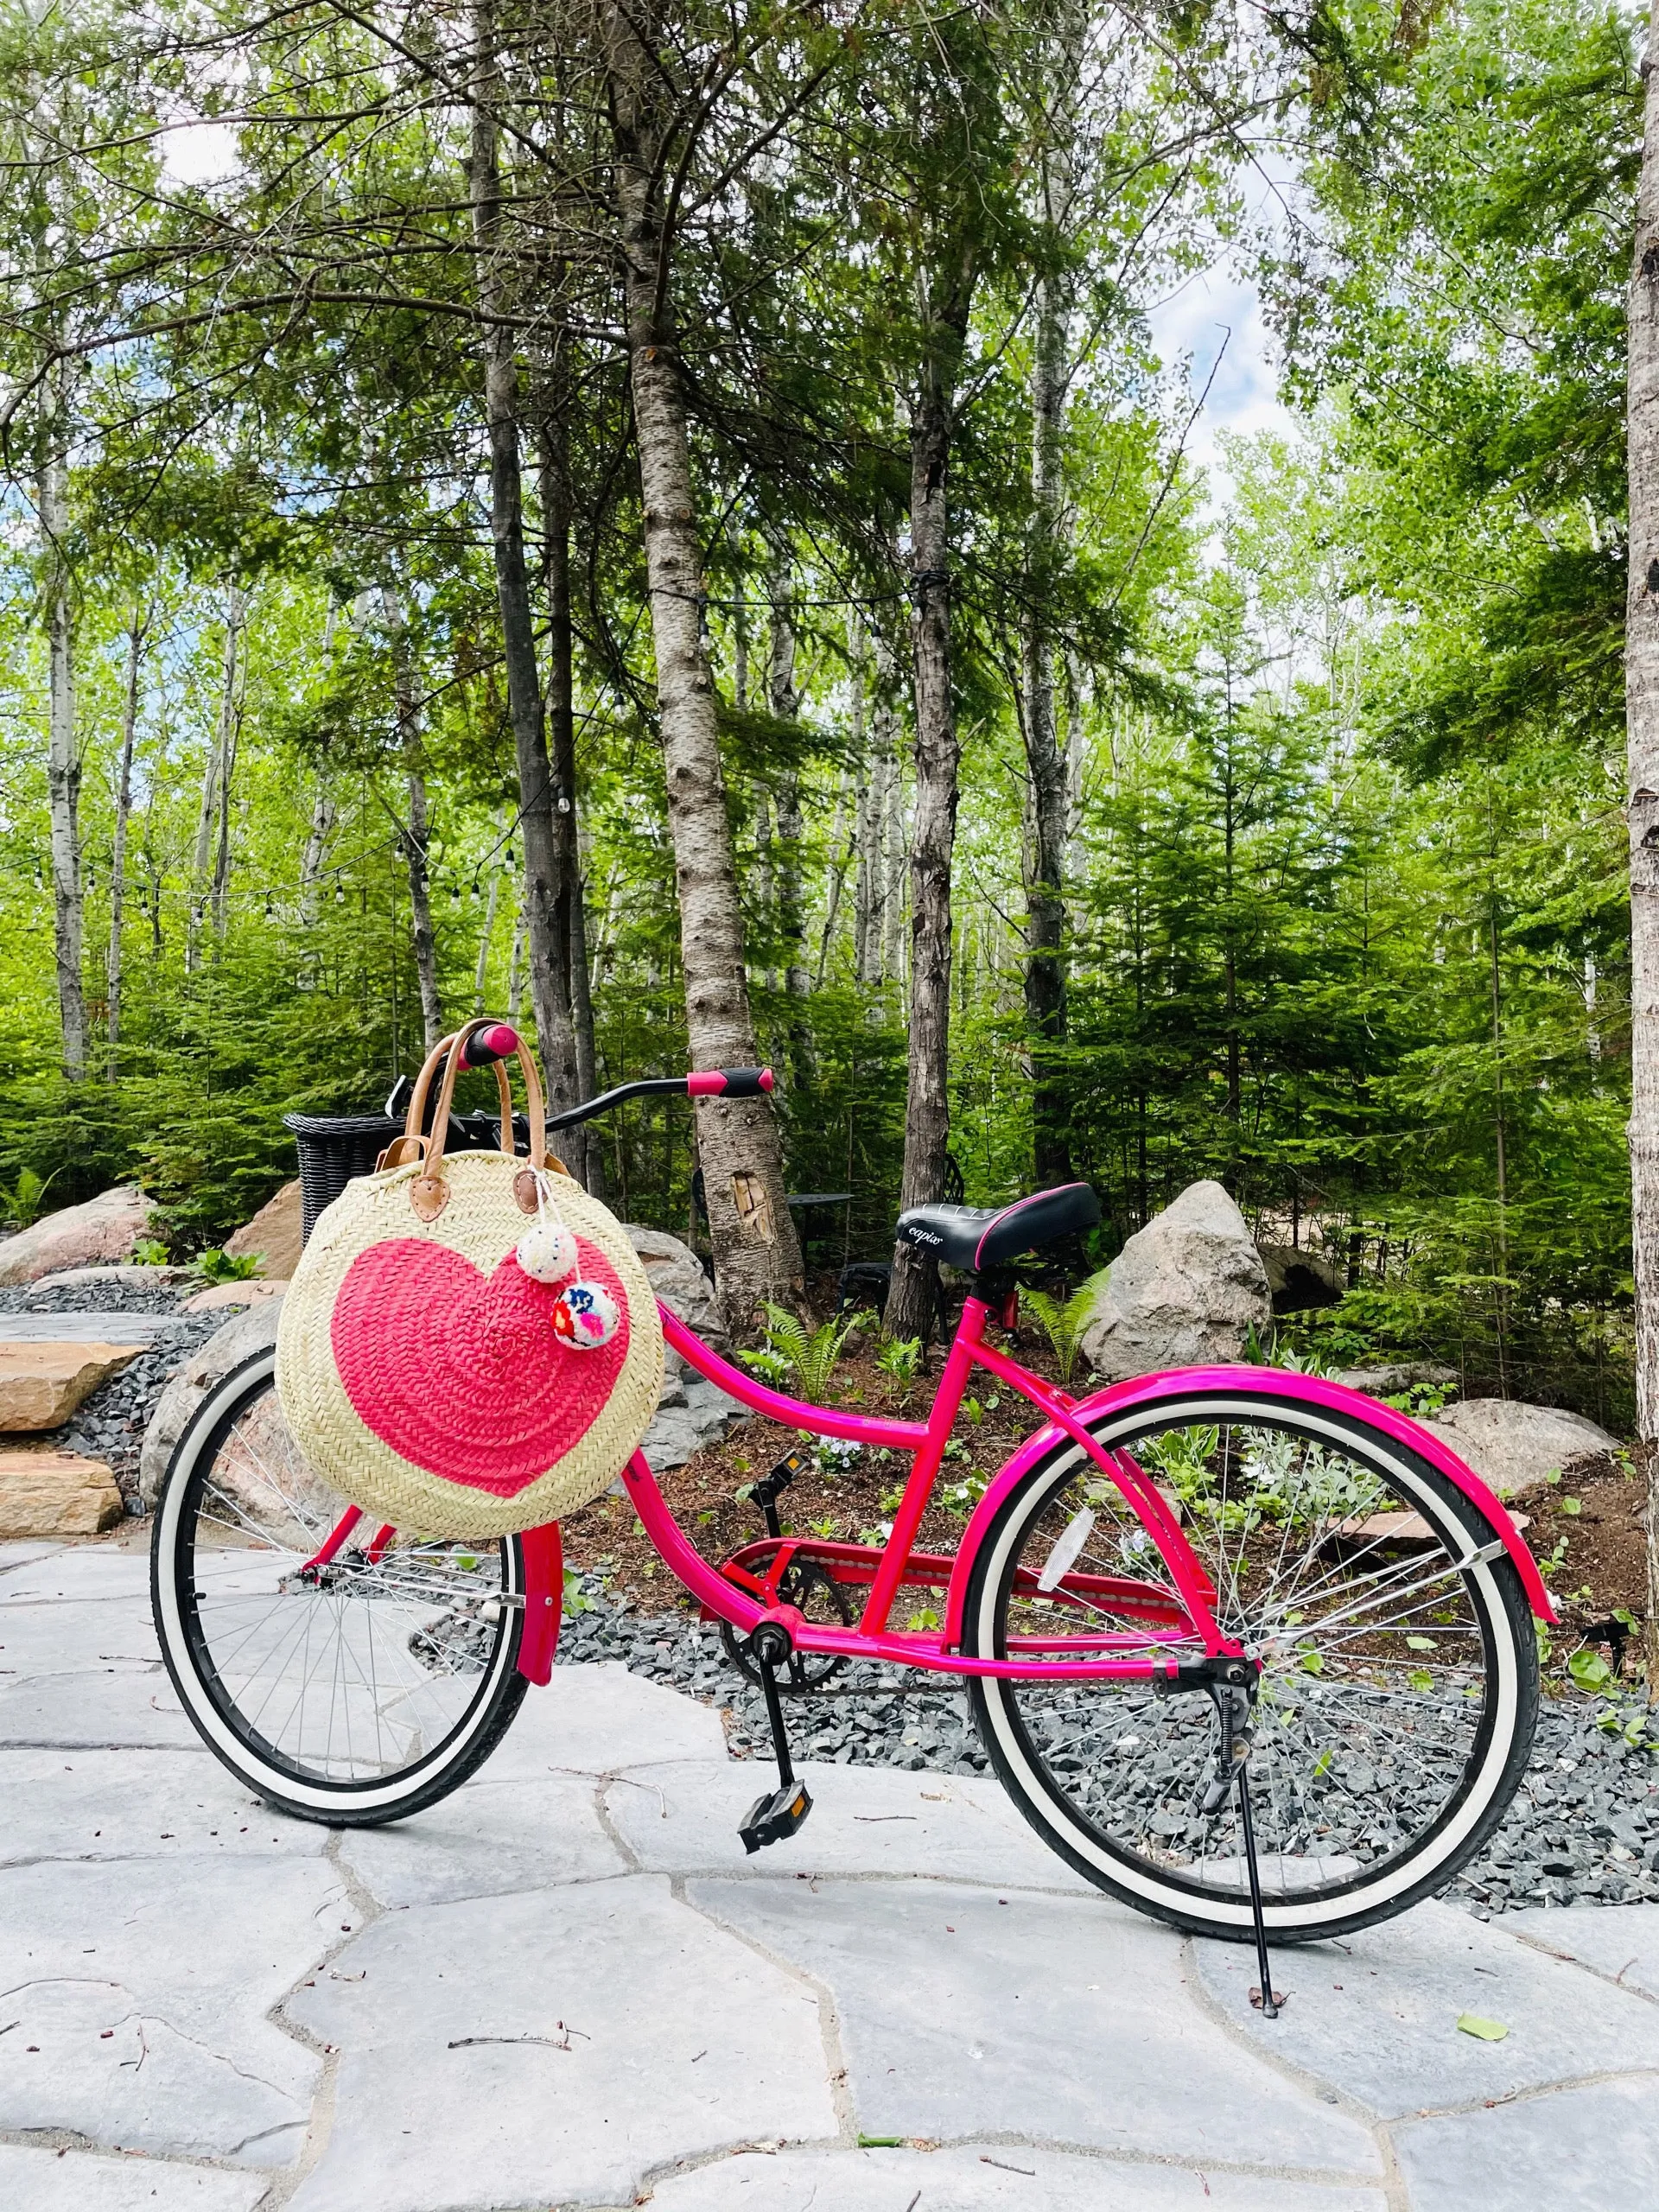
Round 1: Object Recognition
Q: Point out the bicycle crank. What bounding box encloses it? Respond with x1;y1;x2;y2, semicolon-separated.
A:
737;1620;814;1854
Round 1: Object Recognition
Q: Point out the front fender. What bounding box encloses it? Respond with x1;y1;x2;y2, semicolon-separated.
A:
943;1364;1554;1646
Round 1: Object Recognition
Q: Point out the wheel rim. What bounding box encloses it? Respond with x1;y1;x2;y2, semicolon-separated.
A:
976;1402;1515;1919
167;1370;521;1795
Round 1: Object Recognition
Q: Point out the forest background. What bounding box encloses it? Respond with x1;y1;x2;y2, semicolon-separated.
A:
0;0;1637;1419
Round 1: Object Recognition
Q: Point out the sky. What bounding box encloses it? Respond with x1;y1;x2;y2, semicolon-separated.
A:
1145;255;1301;519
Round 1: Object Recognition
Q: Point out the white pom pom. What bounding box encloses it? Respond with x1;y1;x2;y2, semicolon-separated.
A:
553;1279;621;1350
516;1219;579;1286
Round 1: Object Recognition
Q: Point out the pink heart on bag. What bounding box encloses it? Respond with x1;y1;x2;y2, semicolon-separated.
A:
330;1236;632;1497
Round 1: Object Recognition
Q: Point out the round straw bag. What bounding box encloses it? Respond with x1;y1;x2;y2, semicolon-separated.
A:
276;1023;664;1539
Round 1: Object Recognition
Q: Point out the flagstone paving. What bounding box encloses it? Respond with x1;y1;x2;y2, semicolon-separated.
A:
1;1536;1654;2210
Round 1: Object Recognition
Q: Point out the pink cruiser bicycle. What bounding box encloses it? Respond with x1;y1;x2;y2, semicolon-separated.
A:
152;1044;1550;2008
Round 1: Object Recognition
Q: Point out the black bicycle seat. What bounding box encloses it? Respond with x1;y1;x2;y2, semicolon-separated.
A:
895;1181;1101;1272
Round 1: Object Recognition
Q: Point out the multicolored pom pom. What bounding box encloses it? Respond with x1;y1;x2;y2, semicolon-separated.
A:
516;1219;580;1286
552;1279;621;1350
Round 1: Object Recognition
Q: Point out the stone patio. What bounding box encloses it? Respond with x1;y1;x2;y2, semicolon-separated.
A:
1;1538;1653;2209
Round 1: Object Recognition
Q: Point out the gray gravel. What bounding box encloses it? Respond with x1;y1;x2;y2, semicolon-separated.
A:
556;1589;1659;1914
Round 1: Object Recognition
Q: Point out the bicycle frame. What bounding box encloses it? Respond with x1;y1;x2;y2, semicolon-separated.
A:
308;1287;1554;1690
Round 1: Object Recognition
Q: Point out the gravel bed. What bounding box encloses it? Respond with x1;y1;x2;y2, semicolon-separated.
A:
556;1591;1659;1912
0;1275;193;1317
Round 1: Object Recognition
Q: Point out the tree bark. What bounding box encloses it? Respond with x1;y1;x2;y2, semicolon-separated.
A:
382;586;443;1049
537;407;597;1185
39;359;85;1078
106;608;144;1077
1630;0;1659;1689
471;0;578;1134
602;0;802;1324
1023;254;1072;1187
188;589;241;970
886;281;976;1343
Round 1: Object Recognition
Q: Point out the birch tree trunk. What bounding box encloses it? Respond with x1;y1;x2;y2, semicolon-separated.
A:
39;359;85;1077
875;627;906;983
471;0;578;1139
106;609;144;1076
886;283;976;1343
474;866;501;1012
1628;0;1659;1688
767;536;808;1003
603;0;802;1324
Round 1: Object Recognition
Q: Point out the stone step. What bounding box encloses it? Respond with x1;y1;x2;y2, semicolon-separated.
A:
0;1342;144;1431
0;1313;183;1345
0;1447;123;1535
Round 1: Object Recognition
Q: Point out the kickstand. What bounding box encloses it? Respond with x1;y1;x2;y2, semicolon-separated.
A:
737;1624;813;1853
1236;1761;1281;2018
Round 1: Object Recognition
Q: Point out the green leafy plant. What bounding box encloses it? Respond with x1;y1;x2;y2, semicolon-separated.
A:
0;1165;60;1229
190;1247;261;1285
874;1334;923;1385
1021;1269;1110;1388
129;1237;170;1267
742;1303;870;1402
1568;1647;1614;1692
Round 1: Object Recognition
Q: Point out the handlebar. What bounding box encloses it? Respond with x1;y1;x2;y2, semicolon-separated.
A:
459;1026;775;1128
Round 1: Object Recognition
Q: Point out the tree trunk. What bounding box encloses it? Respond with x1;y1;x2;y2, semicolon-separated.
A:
875;627;906;984
211;585;245;943
106;608;144;1077
603;0;802;1325
850;607;875;982
474;865;501;1012
383;587;443;1049
470;0;579;1134
1023;252;1072;1187
39;360;85;1078
188;590;241;971
1632;3;1659;1690
538;408;596;1185
767;536;808;1002
887;332;973;1343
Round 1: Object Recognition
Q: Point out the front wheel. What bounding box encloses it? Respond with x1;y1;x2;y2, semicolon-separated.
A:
151;1348;530;1826
963;1387;1538;1943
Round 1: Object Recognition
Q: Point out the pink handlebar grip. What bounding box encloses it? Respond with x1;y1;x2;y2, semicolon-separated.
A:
463;1022;520;1066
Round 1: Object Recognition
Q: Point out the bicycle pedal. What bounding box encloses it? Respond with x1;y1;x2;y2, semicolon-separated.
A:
738;1780;813;1853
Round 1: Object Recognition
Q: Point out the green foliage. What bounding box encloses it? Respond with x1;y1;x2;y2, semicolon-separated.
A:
874;1336;923;1386
1021;1271;1110;1389
742;1305;871;1403
189;1248;260;1285
0;1164;59;1227
129;1237;170;1266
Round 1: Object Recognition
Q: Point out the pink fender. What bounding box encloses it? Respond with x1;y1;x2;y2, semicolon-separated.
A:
943;1363;1555;1644
517;1522;564;1684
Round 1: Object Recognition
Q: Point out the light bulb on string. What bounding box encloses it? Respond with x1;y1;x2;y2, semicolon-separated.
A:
334;882;346;906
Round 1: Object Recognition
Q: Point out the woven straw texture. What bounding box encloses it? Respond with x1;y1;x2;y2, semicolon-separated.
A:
276;1152;664;1538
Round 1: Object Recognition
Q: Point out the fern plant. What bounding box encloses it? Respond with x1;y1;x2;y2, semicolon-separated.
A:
1020;1269;1110;1389
741;1303;870;1401
874;1334;922;1384
0;1165;60;1229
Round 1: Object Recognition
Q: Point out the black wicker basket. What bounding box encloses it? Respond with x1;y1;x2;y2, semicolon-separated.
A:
283;1109;531;1246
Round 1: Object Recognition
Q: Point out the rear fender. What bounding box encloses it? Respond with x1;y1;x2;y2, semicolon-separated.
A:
944;1364;1554;1645
518;1522;563;1685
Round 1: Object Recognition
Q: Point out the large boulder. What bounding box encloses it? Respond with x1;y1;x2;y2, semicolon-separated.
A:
138;1297;284;1505
1080;1180;1271;1384
224;1179;303;1280
1425;1397;1623;1499
0;1186;156;1288
624;1226;728;1367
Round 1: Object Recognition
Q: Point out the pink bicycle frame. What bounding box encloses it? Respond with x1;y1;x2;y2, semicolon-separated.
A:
308;1292;1553;1688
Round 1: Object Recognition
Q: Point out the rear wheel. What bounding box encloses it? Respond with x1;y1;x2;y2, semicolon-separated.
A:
963;1389;1537;1942
151;1349;529;1825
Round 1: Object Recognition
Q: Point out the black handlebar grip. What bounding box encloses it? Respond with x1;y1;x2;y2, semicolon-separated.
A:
461;1022;520;1068
687;1066;775;1098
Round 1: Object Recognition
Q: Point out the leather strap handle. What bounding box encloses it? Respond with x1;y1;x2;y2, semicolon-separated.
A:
381;1023;549;1211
